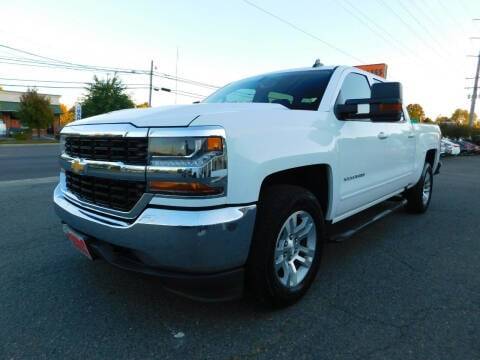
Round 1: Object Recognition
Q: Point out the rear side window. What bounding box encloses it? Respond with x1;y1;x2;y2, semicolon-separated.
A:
336;73;371;105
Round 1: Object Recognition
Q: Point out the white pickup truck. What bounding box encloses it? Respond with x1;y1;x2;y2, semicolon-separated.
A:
54;65;441;307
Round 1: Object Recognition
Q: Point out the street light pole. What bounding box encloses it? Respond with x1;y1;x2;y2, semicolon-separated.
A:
148;60;153;107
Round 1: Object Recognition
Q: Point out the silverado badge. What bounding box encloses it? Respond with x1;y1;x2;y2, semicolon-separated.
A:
71;160;85;174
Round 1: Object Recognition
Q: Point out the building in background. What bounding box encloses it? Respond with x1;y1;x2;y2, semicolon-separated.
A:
0;90;62;135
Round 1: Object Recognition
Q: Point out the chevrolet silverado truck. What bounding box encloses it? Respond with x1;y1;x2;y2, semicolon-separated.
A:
54;65;441;307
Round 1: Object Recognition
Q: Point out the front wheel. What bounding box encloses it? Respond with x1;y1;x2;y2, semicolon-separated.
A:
246;185;324;308
405;162;433;214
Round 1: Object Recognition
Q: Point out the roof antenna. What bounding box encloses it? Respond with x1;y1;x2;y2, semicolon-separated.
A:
312;59;323;68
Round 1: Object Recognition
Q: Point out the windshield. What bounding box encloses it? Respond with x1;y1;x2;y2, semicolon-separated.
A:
203;70;333;111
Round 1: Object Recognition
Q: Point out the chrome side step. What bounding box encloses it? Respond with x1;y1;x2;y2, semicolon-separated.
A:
327;198;407;243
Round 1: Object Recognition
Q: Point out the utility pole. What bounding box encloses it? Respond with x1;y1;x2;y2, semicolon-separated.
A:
469;20;480;128
175;48;179;104
468;51;480;128
148;60;153;107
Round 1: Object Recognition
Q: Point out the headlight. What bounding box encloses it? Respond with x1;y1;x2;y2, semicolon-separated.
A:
147;135;227;197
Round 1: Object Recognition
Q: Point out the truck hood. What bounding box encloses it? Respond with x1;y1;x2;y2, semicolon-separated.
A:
69;103;288;128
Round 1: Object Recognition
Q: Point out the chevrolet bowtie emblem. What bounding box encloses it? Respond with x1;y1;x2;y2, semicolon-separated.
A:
71;160;85;174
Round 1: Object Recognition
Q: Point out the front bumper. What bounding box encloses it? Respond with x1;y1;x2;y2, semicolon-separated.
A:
54;184;257;300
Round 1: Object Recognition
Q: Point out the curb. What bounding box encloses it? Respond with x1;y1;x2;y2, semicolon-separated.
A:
0;176;59;188
0;143;59;147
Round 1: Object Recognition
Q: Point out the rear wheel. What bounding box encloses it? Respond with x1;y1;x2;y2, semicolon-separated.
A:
246;185;324;308
405;162;433;214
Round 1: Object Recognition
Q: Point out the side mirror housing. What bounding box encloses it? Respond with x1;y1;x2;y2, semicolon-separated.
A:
335;82;403;122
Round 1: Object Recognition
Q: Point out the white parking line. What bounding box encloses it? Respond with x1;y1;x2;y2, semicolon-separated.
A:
0;176;58;188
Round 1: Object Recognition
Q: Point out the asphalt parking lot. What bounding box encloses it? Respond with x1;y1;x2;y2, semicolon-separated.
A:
0;143;59;181
1;151;479;359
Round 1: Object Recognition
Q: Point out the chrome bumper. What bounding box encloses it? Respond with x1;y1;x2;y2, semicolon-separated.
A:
53;184;257;273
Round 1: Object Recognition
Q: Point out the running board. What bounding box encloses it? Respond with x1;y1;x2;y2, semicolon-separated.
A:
327;198;407;243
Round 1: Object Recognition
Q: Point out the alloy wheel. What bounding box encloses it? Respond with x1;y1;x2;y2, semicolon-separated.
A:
273;210;316;288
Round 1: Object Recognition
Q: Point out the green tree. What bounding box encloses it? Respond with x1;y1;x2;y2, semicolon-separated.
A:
81;76;134;117
59;103;74;126
406;103;425;122
18;88;55;137
136;102;149;108
450;108;475;125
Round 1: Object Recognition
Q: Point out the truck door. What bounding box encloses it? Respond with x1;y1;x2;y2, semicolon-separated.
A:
333;72;394;219
377;109;416;194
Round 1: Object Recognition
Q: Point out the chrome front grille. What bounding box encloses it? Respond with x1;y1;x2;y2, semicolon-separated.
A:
65;136;148;165
66;171;146;212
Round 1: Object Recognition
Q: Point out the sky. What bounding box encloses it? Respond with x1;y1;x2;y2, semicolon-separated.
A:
1;0;480;119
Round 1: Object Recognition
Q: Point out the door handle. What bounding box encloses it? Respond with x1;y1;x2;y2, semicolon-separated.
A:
377;132;389;140
407;132;415;138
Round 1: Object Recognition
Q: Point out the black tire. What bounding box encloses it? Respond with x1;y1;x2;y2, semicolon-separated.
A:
246;185;324;308
405;162;433;214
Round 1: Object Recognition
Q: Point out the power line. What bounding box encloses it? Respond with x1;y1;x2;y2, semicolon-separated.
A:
0;76;148;86
0;43;149;74
339;0;413;57
153;72;219;89
0;43;214;103
174;90;205;99
0;83;150;89
436;0;468;36
377;0;447;60
0;44;221;90
0;58;142;74
407;0;461;53
338;0;454;71
0;55;147;74
338;1;395;50
154;86;206;99
396;0;452;59
0;81;205;100
240;0;365;63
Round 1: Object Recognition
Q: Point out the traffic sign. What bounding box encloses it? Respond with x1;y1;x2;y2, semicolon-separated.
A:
75;103;82;121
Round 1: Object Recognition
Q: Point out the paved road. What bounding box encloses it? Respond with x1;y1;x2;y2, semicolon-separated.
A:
1;157;479;359
0;144;59;181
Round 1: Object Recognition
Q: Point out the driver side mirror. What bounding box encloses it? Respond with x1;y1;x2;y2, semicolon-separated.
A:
335;82;403;122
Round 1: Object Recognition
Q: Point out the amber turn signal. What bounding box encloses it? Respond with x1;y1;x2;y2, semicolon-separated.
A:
206;137;223;152
378;103;402;112
149;181;222;195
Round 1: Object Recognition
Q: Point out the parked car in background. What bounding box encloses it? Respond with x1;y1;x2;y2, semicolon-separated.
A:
456;139;480;154
450;139;469;155
466;140;480;154
441;138;461;156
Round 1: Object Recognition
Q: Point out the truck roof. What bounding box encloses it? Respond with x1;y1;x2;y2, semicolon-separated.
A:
249;65;386;82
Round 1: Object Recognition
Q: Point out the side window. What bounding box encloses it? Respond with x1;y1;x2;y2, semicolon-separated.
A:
336;73;371;105
225;89;255;103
